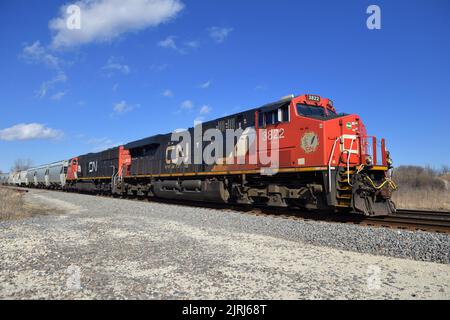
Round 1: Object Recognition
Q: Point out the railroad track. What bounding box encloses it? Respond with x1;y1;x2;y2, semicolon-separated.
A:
363;209;450;234
251;208;450;234
2;185;450;234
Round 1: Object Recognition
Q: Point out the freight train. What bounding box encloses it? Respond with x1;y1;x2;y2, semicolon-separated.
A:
2;94;397;216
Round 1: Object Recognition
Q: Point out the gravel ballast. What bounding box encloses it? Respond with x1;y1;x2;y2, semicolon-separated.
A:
0;189;449;299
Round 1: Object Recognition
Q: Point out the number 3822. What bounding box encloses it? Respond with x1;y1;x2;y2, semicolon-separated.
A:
262;128;285;141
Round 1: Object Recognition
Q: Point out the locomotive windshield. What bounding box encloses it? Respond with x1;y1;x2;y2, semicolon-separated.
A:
296;103;339;120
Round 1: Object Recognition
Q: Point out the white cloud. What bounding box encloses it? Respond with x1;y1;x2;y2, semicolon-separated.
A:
114;101;128;113
158;36;178;50
87;137;122;152
199;105;211;115
185;40;199;48
194;117;204;125
0;123;63;141
113;100;139;114
21;41;61;69
102;57;130;76
50;91;67;101
50;0;184;48
37;72;68;98
158;37;199;54
21;41;68;98
208;26;233;43
180;100;193;110
199;80;211;89
162;89;173;97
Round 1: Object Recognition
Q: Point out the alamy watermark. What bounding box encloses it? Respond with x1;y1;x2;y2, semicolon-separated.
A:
65;4;381;31
169;123;280;176
66;264;82;291
367;5;381;30
66;4;81;30
366;265;381;290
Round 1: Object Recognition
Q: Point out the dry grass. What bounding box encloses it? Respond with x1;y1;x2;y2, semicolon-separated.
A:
441;173;450;183
392;187;450;211
392;166;450;211
0;188;33;220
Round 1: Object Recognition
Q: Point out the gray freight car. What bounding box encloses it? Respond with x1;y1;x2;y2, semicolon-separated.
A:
19;170;28;186
26;168;37;187
34;165;49;187
47;161;68;188
12;172;20;185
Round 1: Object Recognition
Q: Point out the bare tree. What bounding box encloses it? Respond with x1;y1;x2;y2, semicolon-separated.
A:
11;158;33;172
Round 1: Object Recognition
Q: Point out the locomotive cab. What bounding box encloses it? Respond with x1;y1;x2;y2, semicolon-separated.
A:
246;93;396;215
289;94;396;216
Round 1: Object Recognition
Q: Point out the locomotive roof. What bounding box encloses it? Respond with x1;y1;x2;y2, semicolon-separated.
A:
214;96;293;122
124;97;294;150
253;97;292;113
124;134;170;150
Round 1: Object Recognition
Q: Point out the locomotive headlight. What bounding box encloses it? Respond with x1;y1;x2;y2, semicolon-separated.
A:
365;155;373;165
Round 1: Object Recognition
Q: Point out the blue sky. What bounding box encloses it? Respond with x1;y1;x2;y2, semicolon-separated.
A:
0;0;449;172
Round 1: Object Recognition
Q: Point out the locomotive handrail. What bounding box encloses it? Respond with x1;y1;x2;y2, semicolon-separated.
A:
328;137;340;193
346;138;357;186
111;165;117;189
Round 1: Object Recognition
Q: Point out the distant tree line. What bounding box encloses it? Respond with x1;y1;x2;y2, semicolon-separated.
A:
10;159;33;173
393;165;449;190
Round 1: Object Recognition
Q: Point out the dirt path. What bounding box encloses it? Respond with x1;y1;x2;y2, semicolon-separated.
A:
0;189;449;299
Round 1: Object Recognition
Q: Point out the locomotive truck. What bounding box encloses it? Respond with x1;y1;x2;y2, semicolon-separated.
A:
3;94;397;216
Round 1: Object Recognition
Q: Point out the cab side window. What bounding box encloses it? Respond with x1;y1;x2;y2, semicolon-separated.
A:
258;105;290;127
279;105;289;122
265;110;278;125
258;112;265;127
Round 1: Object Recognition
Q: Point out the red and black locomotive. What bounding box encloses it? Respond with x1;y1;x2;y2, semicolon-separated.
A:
63;94;397;216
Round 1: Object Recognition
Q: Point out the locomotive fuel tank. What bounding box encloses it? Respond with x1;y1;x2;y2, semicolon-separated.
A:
153;179;230;203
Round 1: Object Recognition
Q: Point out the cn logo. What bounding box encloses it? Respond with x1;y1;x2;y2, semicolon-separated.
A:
88;161;98;173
